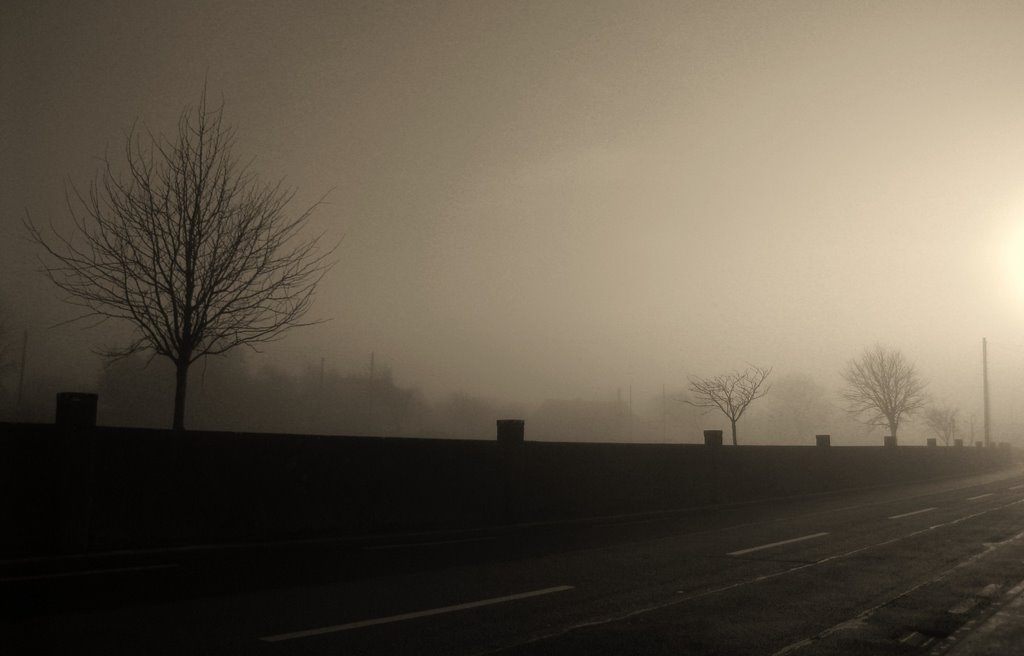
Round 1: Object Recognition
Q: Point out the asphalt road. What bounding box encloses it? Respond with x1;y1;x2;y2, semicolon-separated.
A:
6;467;1024;655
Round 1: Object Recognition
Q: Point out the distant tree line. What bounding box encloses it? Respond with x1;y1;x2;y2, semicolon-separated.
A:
91;352;524;439
682;345;966;447
2;341;970;447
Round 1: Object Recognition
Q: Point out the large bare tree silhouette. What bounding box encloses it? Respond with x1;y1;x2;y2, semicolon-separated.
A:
27;89;335;430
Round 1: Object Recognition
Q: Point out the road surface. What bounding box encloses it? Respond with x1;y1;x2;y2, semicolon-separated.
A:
5;467;1024;655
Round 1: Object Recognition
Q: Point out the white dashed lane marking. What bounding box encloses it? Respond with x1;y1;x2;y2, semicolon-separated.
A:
727;532;829;557
889;507;937;520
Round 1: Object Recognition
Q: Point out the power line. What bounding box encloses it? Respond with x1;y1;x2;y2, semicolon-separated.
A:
982;340;1024;355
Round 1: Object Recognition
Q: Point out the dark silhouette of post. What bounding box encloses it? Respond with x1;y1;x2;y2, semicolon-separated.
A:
703;430;722;504
703;429;723;447
54;394;97;554
497;419;525;444
983;337;991;447
815;434;834;494
497;419;524;521
55;392;98;428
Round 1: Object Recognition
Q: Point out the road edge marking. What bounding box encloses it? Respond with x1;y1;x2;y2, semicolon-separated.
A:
0;563;178;583
259;585;575;642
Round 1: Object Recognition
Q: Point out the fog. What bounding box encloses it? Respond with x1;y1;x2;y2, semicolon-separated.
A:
4;2;1024;444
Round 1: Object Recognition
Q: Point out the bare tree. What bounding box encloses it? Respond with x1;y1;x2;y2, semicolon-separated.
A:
925;405;959;446
687;365;772;445
841;345;927;440
26;89;334;430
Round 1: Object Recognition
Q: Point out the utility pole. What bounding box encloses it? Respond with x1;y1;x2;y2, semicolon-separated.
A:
628;384;633;440
369;352;376;435
15;330;27;418
662;383;667;443
983;337;991;447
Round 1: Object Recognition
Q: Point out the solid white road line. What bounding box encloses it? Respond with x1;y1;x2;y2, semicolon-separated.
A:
1008;484;1024;491
0;563;178;583
727;532;829;557
259;585;576;642
968;493;994;501
888;507;937;520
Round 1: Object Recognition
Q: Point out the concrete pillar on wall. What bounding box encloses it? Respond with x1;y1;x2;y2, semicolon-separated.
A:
926;438;937;447
56;392;98;428
814;434;833;495
954;439;964;447
884;435;897;447
497;419;524;522
702;430;722;504
54;395;97;554
496;419;524;444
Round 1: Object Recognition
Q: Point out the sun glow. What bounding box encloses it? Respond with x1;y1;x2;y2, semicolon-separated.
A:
998;213;1024;308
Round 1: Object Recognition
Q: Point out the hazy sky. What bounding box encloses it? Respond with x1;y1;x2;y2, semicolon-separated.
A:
4;1;1024;432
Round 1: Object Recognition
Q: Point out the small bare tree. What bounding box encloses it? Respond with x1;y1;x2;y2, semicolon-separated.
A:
26;89;334;430
687;365;772;445
841;345;927;440
925;406;959;446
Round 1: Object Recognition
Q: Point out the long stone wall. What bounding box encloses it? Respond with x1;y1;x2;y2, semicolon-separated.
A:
0;422;1009;557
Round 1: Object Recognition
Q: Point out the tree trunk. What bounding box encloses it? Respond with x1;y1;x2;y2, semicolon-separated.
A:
730;419;738;446
172;360;189;431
